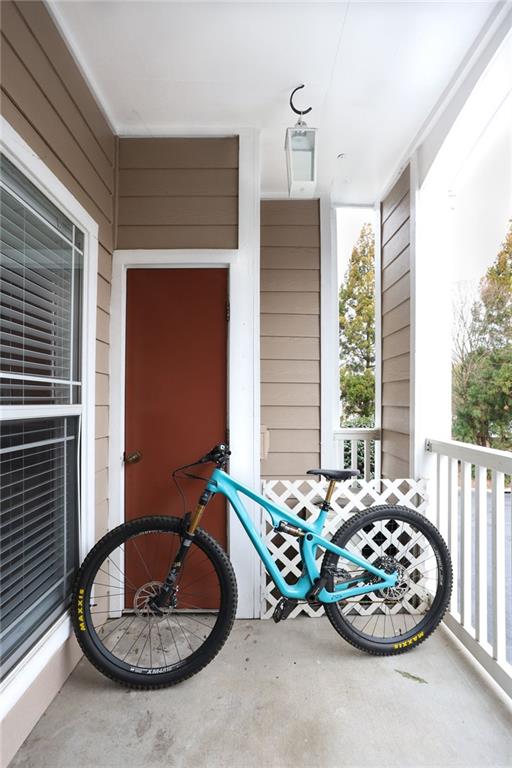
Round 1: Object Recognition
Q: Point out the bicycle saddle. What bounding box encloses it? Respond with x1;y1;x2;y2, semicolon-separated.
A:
306;468;360;480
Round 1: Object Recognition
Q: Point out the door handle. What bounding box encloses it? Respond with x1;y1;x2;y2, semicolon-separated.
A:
124;449;142;464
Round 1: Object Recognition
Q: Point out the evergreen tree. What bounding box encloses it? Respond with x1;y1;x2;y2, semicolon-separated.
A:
339;222;375;424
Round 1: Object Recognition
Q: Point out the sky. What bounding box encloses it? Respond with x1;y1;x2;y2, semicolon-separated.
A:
449;88;511;288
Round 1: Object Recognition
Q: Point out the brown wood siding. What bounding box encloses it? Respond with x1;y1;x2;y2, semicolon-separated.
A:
0;0;115;537
116;137;239;249
380;167;411;478
260;200;321;478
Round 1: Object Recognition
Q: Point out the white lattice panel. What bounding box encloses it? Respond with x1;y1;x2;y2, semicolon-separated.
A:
260;478;428;619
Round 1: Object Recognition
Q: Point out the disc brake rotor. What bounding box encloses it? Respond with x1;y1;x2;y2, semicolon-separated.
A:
372;556;409;601
133;581;172;617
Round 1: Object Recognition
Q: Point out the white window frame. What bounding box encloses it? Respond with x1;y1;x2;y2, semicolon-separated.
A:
0;117;98;715
109;129;261;619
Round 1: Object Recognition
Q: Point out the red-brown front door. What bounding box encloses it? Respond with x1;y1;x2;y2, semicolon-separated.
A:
124;268;228;587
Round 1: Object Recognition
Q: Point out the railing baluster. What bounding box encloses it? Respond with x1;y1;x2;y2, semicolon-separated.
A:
475;464;487;646
425;437;512;698
363;440;370;481
491;469;505;663
351;440;358;471
333;429;381;478
374;438;381;481
448;456;459;619
436;453;448;543
460;460;472;630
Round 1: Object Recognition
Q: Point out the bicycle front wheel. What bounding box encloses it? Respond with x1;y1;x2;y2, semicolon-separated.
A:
72;516;237;688
322;505;452;655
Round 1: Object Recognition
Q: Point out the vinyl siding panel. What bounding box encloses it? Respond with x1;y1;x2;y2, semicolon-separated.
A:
0;17;114;248
118;168;238;197
0;0;114;524
261;452;320;478
261;336;320;361
262;383;320;407
381;453;410;479
382;221;410;268
382;381;410;407
382;405;410;435
269;429;319;453
118;196;237;226
260;314;319;338
116;137;238;249
261;246;319;270
261;359;319;383
382;353;410;383
117;225;237;250
380;168;411;477
118;137;238;169
383;326;410;360
0;2;115;760
261;200;321;478
261;269;319;292
260;291;319;315
262;406;320;430
383;299;411;337
382;245;410;290
261;225;320;248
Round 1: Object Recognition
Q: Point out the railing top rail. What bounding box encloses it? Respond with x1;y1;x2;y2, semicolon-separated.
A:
334;428;381;440
426;437;512;475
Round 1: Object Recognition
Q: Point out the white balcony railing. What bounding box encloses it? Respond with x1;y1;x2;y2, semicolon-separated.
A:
425;437;512;697
333;428;381;480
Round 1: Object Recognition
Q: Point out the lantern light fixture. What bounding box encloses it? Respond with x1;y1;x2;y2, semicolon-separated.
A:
285;84;317;199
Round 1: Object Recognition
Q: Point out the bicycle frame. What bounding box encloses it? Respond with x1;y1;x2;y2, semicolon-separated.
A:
206;469;397;603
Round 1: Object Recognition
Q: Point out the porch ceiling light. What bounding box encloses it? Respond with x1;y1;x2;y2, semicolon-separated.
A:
285;84;317;199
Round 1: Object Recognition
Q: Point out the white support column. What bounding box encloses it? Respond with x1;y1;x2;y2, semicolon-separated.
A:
410;151;452;485
373;201;383;479
320;195;339;467
229;128;261;618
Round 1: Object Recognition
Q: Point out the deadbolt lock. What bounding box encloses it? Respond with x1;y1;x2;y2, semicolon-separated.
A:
124;449;142;464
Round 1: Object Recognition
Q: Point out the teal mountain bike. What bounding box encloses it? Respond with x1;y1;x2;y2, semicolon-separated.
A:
72;443;452;689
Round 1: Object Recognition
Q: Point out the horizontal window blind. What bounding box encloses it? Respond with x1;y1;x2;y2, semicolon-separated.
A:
0;154;84;681
0;155;83;405
0;419;79;677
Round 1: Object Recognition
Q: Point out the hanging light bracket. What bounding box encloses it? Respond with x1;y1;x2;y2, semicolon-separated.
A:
285;85;317;198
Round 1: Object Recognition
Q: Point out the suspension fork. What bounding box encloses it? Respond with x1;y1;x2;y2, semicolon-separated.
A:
151;489;214;611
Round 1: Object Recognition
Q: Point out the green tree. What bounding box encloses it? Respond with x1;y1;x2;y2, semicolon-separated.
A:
452;223;512;449
339;222;375;424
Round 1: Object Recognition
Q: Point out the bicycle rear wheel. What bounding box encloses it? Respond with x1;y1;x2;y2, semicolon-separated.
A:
322;505;451;655
72;516;237;688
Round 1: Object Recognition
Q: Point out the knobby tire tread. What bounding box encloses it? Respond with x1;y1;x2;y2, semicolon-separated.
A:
321;505;452;656
71;516;237;689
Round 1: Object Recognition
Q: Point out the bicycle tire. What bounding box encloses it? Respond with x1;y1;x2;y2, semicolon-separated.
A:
321;505;452;656
71;516;237;689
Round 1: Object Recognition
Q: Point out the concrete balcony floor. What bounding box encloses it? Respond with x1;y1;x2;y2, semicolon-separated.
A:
11;618;512;768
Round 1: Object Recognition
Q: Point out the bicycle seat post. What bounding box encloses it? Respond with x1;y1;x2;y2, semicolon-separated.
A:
322;479;337;510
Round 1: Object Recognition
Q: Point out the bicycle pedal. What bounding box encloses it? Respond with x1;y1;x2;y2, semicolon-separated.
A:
272;598;297;623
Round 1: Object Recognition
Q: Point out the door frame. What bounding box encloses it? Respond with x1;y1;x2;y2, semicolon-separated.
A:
109;130;261;618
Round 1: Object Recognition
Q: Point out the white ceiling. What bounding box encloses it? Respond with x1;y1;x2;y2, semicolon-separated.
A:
49;1;499;202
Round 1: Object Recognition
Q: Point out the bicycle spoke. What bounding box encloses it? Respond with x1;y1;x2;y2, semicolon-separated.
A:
165;615;182;662
329;515;443;643
85;526;223;673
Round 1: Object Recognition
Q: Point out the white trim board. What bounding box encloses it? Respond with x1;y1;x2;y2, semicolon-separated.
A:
0;116;98;716
320;196;339;467
109;130;261;619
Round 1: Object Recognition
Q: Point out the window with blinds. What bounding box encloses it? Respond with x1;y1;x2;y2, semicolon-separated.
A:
0;154;84;680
